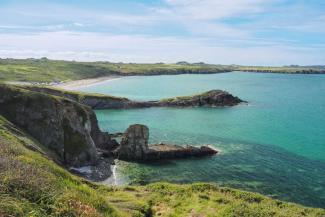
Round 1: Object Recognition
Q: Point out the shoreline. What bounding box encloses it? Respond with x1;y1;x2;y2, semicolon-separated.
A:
5;75;122;90
54;75;122;90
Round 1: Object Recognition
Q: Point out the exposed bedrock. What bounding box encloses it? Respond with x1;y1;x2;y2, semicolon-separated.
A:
117;124;150;160
115;124;218;161
0;84;116;167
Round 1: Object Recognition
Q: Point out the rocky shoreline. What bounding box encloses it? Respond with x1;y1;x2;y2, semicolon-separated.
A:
0;84;242;182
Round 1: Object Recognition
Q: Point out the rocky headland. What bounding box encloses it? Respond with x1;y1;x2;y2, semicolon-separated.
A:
0;84;118;180
19;85;245;109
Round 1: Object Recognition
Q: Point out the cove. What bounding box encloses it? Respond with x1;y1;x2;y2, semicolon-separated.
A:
78;72;325;208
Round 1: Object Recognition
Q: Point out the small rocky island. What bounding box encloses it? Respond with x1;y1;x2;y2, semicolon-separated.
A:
155;90;244;107
115;124;218;161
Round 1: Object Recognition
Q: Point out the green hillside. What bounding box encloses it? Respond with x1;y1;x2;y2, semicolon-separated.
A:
1;58;324;83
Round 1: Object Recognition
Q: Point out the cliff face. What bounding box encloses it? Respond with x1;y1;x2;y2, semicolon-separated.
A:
0;84;113;167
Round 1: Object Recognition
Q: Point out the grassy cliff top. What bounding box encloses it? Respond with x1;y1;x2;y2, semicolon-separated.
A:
158;90;242;103
1;115;325;216
17;85;129;101
1;58;324;82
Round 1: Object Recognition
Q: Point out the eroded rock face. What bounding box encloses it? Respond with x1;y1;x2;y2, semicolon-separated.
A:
0;84;114;167
117;124;149;160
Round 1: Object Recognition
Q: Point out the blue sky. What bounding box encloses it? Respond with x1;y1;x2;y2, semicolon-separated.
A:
0;0;324;65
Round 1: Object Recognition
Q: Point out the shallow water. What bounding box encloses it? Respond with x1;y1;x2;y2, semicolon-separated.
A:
78;72;325;208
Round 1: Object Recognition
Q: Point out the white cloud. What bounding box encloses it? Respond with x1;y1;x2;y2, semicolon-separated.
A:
0;1;324;65
0;31;324;65
73;22;84;27
164;0;276;20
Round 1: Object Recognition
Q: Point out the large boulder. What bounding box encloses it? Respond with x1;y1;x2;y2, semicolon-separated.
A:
117;124;149;160
0;84;114;167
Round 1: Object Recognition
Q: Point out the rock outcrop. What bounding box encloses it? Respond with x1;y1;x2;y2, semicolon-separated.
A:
116;124;150;160
115;124;218;161
156;90;244;107
146;143;218;160
0;84;115;167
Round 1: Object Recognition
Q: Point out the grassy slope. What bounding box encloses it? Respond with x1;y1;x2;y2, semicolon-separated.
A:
0;59;230;82
1;58;324;83
1;116;325;217
18;85;129;101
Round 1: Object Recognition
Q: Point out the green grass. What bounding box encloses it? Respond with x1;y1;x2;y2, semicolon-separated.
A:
1;58;324;83
18;85;129;101
1;115;325;216
237;65;325;74
0;58;230;82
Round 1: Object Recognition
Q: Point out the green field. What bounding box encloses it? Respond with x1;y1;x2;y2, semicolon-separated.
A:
1;58;324;83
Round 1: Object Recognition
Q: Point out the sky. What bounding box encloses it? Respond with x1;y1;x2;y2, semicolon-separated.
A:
0;0;325;65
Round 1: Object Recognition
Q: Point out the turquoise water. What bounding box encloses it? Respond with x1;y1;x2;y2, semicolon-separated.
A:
79;72;325;208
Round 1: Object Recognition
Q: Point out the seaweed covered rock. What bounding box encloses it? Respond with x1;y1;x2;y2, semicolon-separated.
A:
0;84;114;167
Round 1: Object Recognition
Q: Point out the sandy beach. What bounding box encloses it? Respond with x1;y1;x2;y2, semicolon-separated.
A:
54;76;122;90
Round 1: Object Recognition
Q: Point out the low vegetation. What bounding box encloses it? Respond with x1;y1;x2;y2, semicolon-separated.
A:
1;58;324;83
18;85;129;101
1;115;325;216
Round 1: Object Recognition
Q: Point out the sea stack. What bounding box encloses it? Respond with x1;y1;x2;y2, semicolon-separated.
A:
116;124;218;161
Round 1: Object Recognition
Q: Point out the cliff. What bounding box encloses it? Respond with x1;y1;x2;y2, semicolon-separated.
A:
0;84;115;167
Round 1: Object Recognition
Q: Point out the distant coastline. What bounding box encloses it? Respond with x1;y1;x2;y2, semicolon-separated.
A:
1;58;325;85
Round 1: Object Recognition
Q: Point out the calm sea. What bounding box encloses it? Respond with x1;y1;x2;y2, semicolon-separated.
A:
78;72;325;208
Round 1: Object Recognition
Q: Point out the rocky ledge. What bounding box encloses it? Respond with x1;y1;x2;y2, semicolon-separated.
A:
115;124;218;161
146;143;218;161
